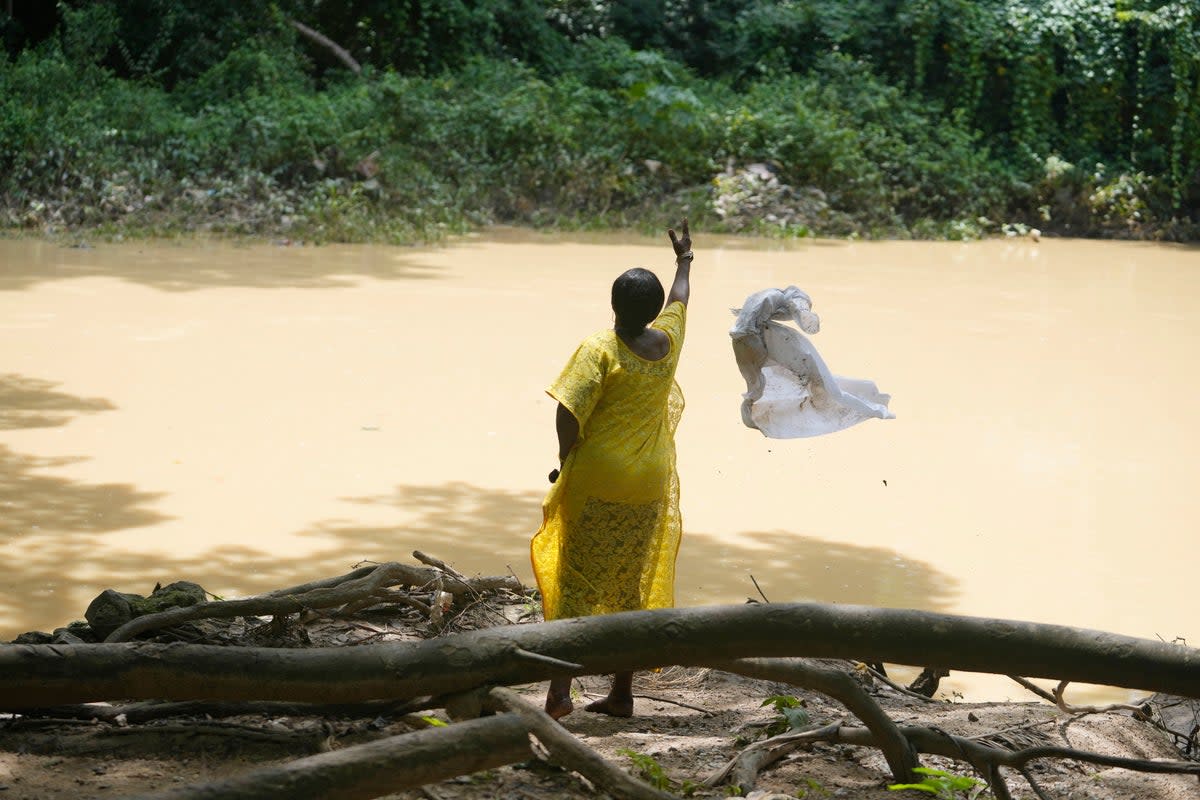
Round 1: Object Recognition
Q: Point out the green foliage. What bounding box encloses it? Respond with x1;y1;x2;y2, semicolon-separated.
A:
888;767;986;798
797;776;831;797
2;0;1199;240
617;748;700;796
618;748;673;791
759;694;813;738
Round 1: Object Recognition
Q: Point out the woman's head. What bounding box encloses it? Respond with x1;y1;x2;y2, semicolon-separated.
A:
611;268;664;332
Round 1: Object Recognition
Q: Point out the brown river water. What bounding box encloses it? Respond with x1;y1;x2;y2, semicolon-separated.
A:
1;230;1197;702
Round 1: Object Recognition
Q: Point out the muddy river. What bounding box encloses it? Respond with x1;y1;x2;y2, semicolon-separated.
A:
2;230;1196;701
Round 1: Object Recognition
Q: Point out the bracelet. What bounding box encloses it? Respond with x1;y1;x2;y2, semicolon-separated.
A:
677;251;694;261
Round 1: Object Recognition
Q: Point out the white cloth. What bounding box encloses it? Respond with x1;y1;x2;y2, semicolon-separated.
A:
730;287;894;438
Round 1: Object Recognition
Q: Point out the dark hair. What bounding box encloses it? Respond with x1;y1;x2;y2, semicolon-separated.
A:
611;268;664;333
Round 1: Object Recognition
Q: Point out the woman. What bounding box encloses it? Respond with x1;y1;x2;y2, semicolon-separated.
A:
531;219;694;720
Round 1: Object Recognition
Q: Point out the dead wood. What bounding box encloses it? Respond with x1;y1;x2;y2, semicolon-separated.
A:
705;720;845;791
14;698;433;725
483;687;676;800
711;717;1200;800
713;658;919;784
826;721;1200;800
0;719;332;758
412;551;468;581
4;604;1199;714
104;561;522;643
867;664;943;703
129;714;532;800
288;19;361;74
1050;679;1147;715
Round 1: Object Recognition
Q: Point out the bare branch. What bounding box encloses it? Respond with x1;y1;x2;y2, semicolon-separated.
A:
485;687;676;800
288;18;361;75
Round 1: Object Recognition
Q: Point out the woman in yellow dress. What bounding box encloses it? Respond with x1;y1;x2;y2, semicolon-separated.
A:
531;219;694;720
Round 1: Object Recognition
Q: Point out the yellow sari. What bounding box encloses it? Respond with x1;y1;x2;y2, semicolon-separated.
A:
531;301;686;621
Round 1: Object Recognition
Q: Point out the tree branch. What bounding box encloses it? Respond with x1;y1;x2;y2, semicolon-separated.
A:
484;687;676;800
104;562;522;642
128;714;530;799
4;604;1198;713
288;19;361;75
714;657;919;783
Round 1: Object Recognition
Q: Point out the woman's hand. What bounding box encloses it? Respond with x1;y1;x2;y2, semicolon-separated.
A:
666;218;693;306
668;218;692;258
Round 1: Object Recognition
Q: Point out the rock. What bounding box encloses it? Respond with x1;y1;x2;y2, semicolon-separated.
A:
133;581;208;615
84;582;209;640
63;620;99;643
11;630;54;644
52;628;87;645
85;589;144;639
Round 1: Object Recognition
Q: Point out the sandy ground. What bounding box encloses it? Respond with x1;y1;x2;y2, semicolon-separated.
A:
2;666;1196;799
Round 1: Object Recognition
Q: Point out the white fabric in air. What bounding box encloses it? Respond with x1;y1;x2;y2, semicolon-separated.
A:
730;286;894;438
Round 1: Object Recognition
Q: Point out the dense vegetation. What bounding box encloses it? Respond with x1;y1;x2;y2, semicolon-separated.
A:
1;0;1197;242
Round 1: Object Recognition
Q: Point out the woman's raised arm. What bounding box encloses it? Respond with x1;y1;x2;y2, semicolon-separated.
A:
666;218;693;307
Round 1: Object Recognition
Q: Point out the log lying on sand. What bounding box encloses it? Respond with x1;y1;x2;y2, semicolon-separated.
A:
128;714;531;800
2;603;1198;710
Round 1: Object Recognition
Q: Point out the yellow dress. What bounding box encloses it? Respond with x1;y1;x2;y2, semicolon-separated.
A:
531;301;686;621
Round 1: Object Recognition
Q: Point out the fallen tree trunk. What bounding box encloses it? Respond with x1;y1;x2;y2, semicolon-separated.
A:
2;603;1197;710
128;714;531;800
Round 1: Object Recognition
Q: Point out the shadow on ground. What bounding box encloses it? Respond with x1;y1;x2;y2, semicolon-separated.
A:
0;239;447;292
4;477;958;636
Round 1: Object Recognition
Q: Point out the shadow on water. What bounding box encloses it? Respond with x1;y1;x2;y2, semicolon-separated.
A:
5;474;958;636
0;374;172;630
0;373;115;429
677;528;959;612
0;378;956;632
0;240;446;292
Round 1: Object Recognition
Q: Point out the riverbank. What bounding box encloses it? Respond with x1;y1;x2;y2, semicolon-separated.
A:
3;233;1199;705
3;563;1197;800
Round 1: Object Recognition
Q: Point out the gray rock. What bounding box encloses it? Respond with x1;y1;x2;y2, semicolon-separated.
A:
85;589;144;639
141;581;207;612
52;628;87;645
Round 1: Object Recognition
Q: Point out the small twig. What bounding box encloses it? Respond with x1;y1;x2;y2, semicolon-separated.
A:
413;550;469;582
749;574;770;604
705;721;844;786
1009;675;1058;703
632;693;715;715
1052;680;1146;715
866;665;942;703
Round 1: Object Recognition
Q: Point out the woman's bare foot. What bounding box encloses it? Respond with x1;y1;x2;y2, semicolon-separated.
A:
584;695;634;717
545;695;574;720
544;677;574;720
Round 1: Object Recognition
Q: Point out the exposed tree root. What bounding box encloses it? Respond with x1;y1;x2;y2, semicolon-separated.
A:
709;717;1200;800
127;714;532;800
6;559;1200;800
483;687;676;800
105;558;522;643
713;657;919;783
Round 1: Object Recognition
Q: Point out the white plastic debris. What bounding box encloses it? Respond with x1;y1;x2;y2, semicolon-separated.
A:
730;287;894;439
